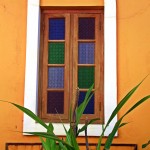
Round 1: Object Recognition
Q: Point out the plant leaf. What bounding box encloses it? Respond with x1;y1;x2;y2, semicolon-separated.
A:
77;118;100;136
46;123;56;150
142;140;150;149
76;84;94;125
40;137;50;150
122;95;150;118
70;128;80;150
61;121;72;145
47;122;54;133
119;122;130;128
24;132;74;150
0;100;48;129
59;142;68;150
104;118;123;150
106;76;147;127
104;95;150;150
55;108;72;145
97;76;148;150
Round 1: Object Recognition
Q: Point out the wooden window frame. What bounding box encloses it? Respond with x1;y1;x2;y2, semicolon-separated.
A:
72;13;104;122
39;13;70;122
39;9;104;123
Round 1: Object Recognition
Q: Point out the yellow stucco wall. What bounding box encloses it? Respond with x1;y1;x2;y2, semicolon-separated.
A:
0;0;150;149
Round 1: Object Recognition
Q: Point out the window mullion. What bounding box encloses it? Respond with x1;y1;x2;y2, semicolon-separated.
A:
72;14;78;106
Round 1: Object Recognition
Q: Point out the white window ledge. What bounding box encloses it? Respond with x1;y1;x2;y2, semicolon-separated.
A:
24;0;117;136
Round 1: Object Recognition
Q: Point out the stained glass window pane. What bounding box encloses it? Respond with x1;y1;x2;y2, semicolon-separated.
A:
78;91;94;114
78;66;94;88
47;91;64;114
49;18;65;40
48;42;64;64
78;18;95;39
48;67;64;88
78;43;95;64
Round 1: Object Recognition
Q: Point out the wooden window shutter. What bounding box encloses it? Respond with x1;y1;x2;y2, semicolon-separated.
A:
39;9;104;124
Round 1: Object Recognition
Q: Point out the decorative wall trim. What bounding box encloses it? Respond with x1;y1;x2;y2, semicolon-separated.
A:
6;143;137;150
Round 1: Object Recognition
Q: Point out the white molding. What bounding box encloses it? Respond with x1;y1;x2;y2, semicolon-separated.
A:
104;0;117;135
24;0;117;136
23;0;40;132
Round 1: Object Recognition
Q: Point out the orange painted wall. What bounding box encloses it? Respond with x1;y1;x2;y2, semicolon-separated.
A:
40;0;104;6
0;0;41;149
0;0;150;150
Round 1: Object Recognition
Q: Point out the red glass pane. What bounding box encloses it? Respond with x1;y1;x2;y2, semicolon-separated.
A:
47;91;64;114
78;18;95;39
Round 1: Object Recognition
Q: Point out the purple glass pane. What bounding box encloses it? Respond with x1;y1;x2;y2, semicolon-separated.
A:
48;67;64;88
78;91;94;114
47;91;64;114
49;18;65;40
78;43;95;64
79;18;95;39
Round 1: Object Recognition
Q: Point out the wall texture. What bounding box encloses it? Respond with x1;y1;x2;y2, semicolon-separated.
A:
0;0;150;149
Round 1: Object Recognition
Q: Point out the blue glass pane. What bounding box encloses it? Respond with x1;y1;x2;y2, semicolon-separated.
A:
48;67;64;88
49;18;65;40
79;18;95;39
78;43;95;64
78;91;94;114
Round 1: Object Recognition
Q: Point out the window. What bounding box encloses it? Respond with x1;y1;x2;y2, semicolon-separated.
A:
24;0;117;136
38;10;104;123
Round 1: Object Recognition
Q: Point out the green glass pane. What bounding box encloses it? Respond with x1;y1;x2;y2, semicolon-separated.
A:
78;66;94;88
48;42;64;64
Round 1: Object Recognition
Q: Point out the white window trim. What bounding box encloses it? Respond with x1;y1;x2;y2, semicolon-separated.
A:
23;0;117;136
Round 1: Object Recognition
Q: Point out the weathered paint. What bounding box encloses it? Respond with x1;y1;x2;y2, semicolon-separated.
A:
0;0;150;150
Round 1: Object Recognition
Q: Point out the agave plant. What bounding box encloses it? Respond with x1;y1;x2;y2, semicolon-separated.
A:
0;77;150;150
